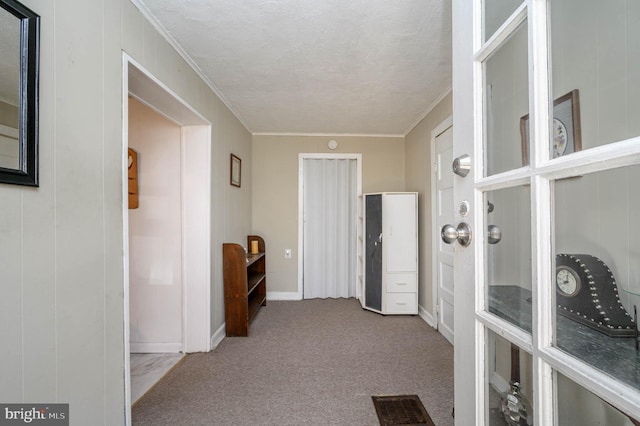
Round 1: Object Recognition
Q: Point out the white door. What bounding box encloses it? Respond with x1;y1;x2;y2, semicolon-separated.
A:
453;0;640;424
434;123;454;344
384;193;417;273
300;154;361;299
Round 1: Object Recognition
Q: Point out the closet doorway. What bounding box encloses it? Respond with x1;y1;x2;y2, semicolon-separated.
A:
123;56;211;422
298;154;362;299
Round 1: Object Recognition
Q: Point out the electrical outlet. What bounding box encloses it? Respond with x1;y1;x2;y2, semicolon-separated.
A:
284;249;292;259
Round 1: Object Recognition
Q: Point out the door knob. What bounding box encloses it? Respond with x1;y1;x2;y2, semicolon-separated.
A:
452;154;471;177
441;222;472;247
488;225;502;244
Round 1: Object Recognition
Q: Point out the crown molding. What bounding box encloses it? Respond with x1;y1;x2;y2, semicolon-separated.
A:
252;132;404;138
129;0;253;132
402;86;453;136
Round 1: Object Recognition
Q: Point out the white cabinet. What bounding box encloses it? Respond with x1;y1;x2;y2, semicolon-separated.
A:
362;192;418;315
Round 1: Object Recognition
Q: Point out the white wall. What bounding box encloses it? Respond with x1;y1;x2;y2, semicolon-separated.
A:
0;2;127;421
485;22;529;176
128;97;183;352
487;185;532;291
0;0;252;423
550;0;640;150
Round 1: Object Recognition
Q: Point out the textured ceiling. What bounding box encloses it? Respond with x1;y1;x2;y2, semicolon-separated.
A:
135;0;452;135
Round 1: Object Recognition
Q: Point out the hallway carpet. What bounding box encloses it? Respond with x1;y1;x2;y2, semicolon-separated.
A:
132;298;454;425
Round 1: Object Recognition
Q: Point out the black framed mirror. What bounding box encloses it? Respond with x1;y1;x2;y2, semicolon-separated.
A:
0;0;39;186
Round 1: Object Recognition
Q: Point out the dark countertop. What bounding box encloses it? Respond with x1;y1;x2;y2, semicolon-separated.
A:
489;285;640;390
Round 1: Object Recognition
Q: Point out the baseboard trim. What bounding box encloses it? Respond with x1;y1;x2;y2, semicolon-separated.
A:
418;304;436;329
130;342;182;353
267;291;302;301
210;323;226;350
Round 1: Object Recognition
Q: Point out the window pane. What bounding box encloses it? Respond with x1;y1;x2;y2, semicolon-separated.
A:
486;330;533;425
556;372;638;425
486;185;532;332
485;22;529;176
484;0;524;41
554;165;640;391
550;0;640;155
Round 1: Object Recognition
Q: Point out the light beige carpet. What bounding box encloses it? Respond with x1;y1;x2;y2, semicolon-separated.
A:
132;298;454;425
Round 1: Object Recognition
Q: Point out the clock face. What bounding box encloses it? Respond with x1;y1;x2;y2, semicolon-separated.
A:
552;118;568;158
556;266;580;297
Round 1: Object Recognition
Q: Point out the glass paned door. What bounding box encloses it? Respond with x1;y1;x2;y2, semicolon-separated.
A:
547;0;640;417
452;0;640;424
556;372;638;425
486;330;534;425
486;185;532;332
484;0;525;41
549;0;640;152
553;160;640;393
484;21;529;176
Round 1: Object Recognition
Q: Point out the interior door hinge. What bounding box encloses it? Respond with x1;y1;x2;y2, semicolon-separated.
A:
436;304;440;314
434;162;438;175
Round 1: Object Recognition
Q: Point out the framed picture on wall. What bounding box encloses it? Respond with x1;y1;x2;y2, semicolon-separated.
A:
230;153;241;187
520;89;582;165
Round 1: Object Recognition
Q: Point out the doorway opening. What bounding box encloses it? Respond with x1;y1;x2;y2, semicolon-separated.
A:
122;55;212;422
297;153;362;300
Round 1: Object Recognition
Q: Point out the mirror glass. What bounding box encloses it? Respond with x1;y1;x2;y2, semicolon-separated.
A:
0;0;39;187
0;9;20;170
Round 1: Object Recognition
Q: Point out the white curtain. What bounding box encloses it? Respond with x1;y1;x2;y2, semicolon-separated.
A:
303;158;357;299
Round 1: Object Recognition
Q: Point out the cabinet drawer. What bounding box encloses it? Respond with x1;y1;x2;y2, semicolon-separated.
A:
386;273;417;293
385;292;417;314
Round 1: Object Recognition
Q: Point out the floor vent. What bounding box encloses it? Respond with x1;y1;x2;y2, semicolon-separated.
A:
371;394;435;425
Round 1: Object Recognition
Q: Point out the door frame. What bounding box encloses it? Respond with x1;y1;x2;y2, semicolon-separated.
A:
122;54;212;423
430;115;453;331
297;153;362;300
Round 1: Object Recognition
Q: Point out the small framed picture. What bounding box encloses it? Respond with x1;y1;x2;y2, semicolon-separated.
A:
520;89;582;165
230;153;241;187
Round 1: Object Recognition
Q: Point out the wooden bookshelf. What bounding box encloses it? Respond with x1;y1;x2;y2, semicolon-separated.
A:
222;235;267;336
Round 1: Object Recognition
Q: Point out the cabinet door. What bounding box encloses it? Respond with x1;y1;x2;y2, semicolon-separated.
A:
384;194;417;273
364;194;382;310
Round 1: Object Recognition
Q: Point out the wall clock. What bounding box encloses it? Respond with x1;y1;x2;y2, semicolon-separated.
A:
556;254;635;337
552;118;568;157
556;264;580;297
